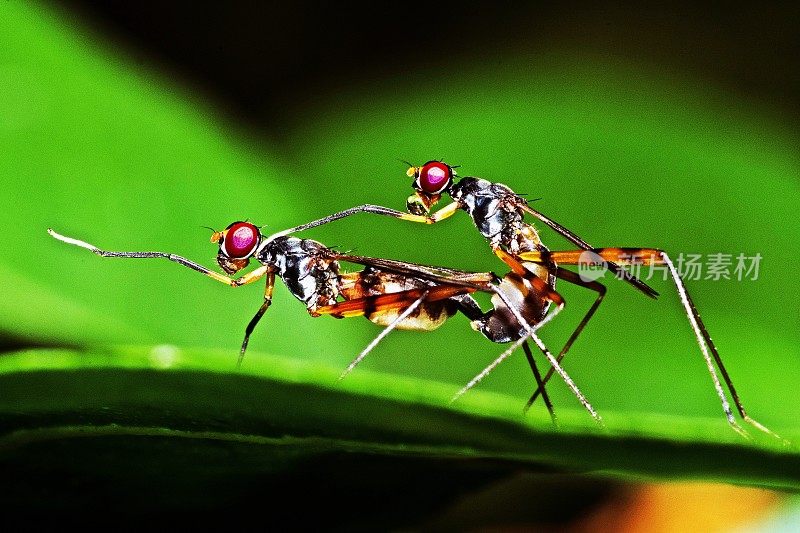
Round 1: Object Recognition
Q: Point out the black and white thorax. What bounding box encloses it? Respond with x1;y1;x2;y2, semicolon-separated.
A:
257;236;341;312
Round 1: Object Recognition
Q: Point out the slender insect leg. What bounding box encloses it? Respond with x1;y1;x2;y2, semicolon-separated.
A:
525;267;606;411
262;202;463;245
47;228;268;287
562;248;778;438
522;247;781;439
517;203;658;298
521;340;557;425
450;297;561;402
237;269;276;368
658;252;780;440
500;291;602;425
338;291;430;379
452;276;603;426
261;204;435;244
427;201;459;222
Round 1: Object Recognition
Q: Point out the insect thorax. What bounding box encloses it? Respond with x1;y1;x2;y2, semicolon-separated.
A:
259;236;340;309
451;177;554;290
451;178;529;250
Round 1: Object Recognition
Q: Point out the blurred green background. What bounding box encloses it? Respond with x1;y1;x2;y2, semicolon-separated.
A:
2;0;797;422
0;0;799;525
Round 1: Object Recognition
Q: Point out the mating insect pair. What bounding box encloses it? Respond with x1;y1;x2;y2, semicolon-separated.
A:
47;223;566;424
253;160;779;439
49;160;779;438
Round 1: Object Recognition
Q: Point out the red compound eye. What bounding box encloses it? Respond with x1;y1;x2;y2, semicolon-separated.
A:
418;161;452;194
222;222;260;258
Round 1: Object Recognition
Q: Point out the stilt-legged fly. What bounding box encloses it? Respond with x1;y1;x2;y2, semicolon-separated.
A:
261;161;778;439
48;222;606;425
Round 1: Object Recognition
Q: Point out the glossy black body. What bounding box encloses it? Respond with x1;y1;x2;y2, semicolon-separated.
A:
257;236;341;310
450;178;526;250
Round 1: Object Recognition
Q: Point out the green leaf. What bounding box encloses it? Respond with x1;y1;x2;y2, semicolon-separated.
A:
0;346;798;521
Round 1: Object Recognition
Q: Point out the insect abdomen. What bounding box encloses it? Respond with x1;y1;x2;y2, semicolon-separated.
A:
367;302;455;330
340;267;458;330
